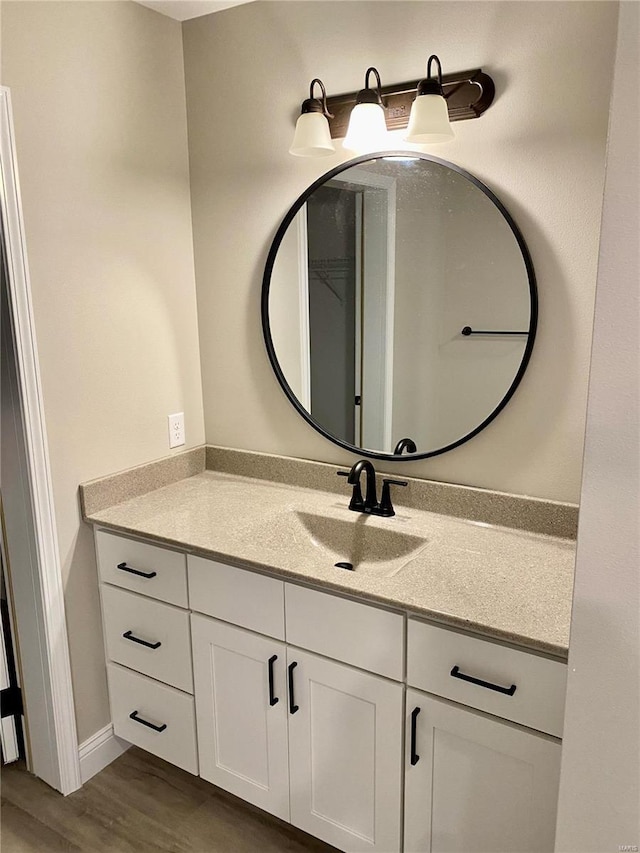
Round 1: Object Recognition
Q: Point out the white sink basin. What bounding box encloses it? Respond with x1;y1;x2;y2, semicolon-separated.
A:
250;510;428;577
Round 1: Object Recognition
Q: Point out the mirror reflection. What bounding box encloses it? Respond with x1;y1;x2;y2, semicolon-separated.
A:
264;154;536;459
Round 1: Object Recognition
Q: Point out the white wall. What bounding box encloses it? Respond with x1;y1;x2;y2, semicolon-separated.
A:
184;0;618;502
392;163;445;451
387;162;531;451
435;171;530;447
1;0;205;742
555;2;640;848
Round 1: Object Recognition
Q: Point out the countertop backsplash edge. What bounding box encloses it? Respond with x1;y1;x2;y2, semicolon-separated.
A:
80;446;206;517
80;443;578;539
204;445;578;540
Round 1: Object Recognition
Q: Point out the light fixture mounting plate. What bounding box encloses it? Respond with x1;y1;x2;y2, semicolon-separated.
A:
325;68;494;138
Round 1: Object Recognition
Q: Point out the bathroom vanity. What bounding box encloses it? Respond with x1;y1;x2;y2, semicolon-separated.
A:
80;147;575;851
84;456;574;853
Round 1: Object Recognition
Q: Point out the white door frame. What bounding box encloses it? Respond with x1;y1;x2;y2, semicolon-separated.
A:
0;528;21;764
298;169;396;451
295;207;312;410
333;168;396;453
0;86;81;794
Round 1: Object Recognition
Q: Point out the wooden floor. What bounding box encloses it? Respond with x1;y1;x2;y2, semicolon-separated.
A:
1;747;338;852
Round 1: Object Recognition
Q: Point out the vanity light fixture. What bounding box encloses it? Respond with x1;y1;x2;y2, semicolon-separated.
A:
342;67;388;153
289;78;335;157
288;66;494;157
405;55;454;143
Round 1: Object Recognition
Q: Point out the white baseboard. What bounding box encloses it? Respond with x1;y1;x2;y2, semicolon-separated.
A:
78;723;130;785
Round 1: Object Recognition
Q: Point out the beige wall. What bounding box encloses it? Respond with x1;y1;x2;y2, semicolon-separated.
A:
555;2;639;847
184;0;617;502
1;1;204;742
268;210;305;403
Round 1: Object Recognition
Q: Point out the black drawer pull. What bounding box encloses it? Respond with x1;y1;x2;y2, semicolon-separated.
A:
122;630;161;650
410;706;421;765
288;661;299;714
450;665;517;696
268;655;279;706
117;562;157;579
129;710;167;732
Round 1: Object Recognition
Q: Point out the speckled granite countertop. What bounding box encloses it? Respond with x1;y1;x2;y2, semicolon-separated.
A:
84;470;576;659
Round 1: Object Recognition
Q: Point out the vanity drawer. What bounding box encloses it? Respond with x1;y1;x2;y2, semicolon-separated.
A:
102;585;193;693
188;556;285;640
285;583;404;680
96;530;187;607
407;619;567;737
107;662;198;775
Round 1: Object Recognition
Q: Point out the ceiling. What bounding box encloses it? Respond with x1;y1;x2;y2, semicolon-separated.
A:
135;0;254;22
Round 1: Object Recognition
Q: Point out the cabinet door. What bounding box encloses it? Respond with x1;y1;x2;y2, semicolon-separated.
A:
191;615;289;821
287;647;403;852
404;689;562;853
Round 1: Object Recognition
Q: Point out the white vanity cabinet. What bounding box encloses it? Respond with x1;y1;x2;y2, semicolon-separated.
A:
190;614;290;821
94;528;566;853
407;620;567;738
190;611;404;852
106;662;198;775
95;530;198;775
95;528;188;606
404;691;561;853
404;618;565;853
287;646;403;853
102;584;193;692
188;558;404;852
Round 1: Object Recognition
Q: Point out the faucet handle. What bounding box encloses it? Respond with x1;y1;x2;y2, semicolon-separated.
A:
337;470;365;511
378;478;408;517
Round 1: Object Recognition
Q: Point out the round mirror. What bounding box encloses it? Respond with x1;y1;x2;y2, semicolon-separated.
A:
262;153;537;460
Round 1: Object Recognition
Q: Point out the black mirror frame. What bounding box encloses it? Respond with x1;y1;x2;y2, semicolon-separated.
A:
261;151;538;461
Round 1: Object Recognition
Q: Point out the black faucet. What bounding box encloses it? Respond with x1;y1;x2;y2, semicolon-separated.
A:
338;460;407;517
348;460;378;512
393;437;417;455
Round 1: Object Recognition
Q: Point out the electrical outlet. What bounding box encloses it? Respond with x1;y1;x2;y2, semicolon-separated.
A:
168;412;185;448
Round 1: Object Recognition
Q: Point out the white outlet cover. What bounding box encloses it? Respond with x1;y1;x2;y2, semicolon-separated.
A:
168;412;185;448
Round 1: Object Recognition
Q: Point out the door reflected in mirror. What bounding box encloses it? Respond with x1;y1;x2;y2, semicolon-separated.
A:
263;154;537;460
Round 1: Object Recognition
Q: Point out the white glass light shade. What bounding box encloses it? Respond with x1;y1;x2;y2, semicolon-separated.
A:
343;102;388;153
405;94;454;143
289;112;335;157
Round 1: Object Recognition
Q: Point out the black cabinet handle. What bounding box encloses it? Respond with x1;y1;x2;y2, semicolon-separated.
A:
450;665;517;696
122;630;161;650
288;661;299;714
129;710;167;732
268;655;279;706
117;562;157;579
410;706;421;765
